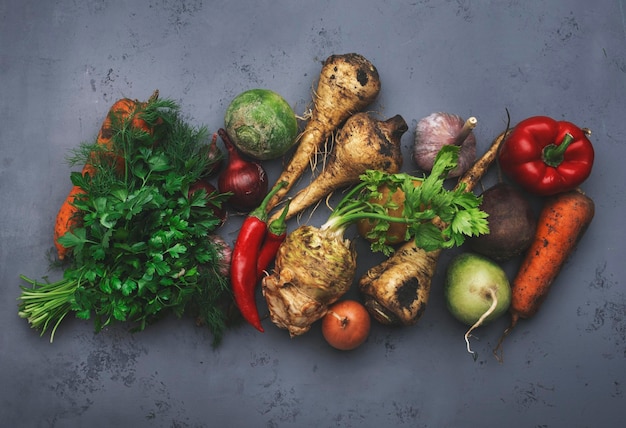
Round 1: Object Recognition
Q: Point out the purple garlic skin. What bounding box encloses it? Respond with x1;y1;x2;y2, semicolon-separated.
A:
413;112;476;178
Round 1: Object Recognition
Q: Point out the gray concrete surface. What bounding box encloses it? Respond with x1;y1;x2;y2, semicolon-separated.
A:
1;1;625;427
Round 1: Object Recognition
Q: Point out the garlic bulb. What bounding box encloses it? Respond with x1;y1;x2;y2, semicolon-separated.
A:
413;112;477;177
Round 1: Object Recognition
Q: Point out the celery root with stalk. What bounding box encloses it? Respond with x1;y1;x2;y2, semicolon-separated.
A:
262;145;489;337
265;53;381;212
269;112;407;222
359;130;510;326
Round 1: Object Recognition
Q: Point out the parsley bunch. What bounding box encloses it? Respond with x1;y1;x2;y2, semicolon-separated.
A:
321;145;489;255
18;96;233;345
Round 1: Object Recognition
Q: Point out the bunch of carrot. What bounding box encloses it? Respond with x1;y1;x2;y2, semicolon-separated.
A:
54;91;158;260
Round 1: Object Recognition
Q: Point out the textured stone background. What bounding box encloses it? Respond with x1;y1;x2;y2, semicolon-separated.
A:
1;1;624;426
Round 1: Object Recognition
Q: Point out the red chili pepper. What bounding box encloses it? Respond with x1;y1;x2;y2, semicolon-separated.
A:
256;200;291;280
498;116;594;196
230;181;287;332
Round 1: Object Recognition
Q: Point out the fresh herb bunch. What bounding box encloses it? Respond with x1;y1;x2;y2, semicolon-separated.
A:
322;145;489;255
18;96;233;345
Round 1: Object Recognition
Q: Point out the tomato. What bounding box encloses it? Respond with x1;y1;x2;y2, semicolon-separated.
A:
356;180;422;246
321;300;371;351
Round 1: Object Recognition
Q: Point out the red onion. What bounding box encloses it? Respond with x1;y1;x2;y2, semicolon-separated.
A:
205;133;225;178
413;113;477;178
217;128;269;211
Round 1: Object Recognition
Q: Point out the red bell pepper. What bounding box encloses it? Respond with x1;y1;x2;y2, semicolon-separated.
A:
498;116;594;196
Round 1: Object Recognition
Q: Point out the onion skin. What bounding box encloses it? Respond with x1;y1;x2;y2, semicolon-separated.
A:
413;112;477;178
217;128;269;211
322;300;371;351
205;133;224;178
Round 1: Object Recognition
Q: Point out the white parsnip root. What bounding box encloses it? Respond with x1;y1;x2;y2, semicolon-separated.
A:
265;53;381;212
269;113;407;222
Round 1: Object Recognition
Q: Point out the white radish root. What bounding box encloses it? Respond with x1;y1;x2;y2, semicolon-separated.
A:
464;288;498;357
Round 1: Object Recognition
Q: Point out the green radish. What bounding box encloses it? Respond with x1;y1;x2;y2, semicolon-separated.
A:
224;89;299;160
444;252;511;357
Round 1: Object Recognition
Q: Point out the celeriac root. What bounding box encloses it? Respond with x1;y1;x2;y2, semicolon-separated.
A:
261;225;357;337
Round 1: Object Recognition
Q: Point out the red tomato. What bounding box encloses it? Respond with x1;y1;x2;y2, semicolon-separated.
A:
321;300;371;351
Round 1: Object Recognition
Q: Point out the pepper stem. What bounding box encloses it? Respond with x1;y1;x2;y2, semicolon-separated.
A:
267;199;291;236
249;180;288;220
542;133;574;167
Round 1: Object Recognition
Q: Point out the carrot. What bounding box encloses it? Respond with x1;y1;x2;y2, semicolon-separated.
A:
53;91;158;260
268;113;407;222
494;188;595;360
359;129;510;326
265;53;381;212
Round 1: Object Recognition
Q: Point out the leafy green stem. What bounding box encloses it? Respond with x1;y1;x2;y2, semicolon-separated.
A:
320;145;489;255
18;274;78;342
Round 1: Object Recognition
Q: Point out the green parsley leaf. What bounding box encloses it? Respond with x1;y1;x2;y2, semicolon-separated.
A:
326;144;489;254
18;95;233;345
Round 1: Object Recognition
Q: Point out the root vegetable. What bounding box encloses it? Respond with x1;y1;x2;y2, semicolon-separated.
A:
224;89;299;160
54;91;158;260
262;225;357;337
359;129;511;326
467;182;537;261
265;53;381;212
269;113;407;222
322;300;371;351
262;145;488;336
494;188;595;361
444;253;511;357
413;113;477;177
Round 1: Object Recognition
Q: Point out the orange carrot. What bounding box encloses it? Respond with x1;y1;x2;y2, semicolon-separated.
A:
494;188;595;359
53;92;157;260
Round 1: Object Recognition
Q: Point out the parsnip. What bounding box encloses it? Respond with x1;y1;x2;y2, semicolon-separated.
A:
269;113;407;222
262;145;489;337
265;53;381;212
